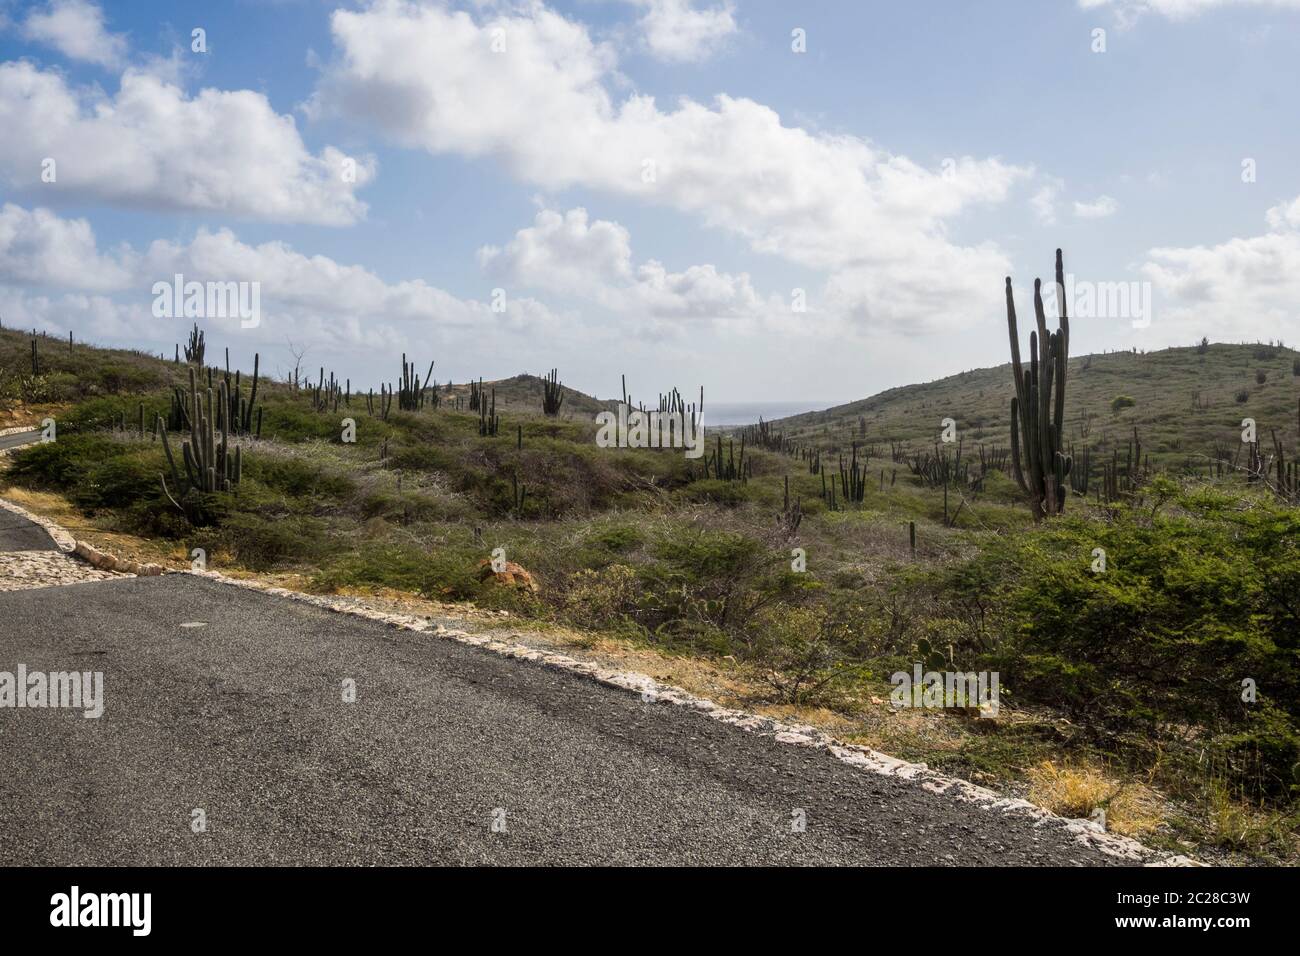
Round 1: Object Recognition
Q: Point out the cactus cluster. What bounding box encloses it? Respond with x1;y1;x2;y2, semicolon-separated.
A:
183;323;205;365
1100;427;1149;500
541;368;564;416
977;443;1009;477
1270;429;1298;502
221;350;263;437
1006;249;1072;521
779;475;802;535
311;368;349;413
478;387;499;436
820;471;839;511
1068;442;1091;496
701;434;749;482
620;378;705;445
159;367;244;513
366;385;393;421
399;356;435;412
739;416;799;456
908;441;970;491
839;442;867;504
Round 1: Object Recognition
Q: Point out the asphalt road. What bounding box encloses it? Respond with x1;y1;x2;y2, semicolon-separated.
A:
0;434;55;551
0;430;38;452
0;509;55;551
0;569;1133;866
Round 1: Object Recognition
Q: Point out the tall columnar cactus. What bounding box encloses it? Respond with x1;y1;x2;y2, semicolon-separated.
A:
478;387;499;436
704;434;749;482
30;335;39;375
366;385;394;421
838;442;866;504
159;368;244;516
1068;442;1091;497
184;322;205;365
220;352;262;437
510;473;527;514
398;355;435;412
1006;249;1072;521
541;368;565;416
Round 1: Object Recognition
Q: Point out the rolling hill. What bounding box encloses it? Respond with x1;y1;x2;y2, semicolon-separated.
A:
753;343;1300;472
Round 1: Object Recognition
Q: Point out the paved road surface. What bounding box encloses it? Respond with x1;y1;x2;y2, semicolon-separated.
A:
0;430;38;453
0;433;55;551
0;559;1133;865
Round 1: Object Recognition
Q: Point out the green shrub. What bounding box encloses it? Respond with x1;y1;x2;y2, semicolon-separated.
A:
937;489;1300;799
215;512;333;570
675;478;757;506
561;564;642;630
5;434;119;489
244;455;355;500
312;541;481;599
75;454;162;512
745;603;872;706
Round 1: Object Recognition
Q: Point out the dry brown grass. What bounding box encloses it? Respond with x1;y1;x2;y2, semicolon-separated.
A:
1026;760;1165;838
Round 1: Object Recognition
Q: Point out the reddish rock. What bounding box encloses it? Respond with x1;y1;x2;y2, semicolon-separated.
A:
476;559;539;593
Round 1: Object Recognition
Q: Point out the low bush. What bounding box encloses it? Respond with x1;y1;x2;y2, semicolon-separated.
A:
932;488;1300;800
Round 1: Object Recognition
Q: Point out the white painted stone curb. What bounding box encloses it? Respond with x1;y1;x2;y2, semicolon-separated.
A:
2;433;167;575
0;496;165;575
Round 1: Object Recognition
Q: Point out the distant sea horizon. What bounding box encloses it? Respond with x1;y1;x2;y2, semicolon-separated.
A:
702;401;834;428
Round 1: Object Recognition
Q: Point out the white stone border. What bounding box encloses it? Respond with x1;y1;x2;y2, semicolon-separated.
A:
2;434;167;575
0;496;77;552
190;567;1197;866
0;495;165;575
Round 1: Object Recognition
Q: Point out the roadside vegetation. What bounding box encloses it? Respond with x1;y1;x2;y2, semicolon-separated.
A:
2;324;1297;863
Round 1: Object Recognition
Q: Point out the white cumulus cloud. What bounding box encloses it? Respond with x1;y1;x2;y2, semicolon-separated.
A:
0;203;558;351
1074;195;1119;219
478;207;767;319
1080;0;1300;24
632;0;737;63
312;1;1030;331
1141;195;1300;340
0;62;374;225
0;203;135;291
21;0;127;68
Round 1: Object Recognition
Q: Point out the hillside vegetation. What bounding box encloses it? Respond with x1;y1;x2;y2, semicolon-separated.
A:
762;342;1300;476
1;325;1297;863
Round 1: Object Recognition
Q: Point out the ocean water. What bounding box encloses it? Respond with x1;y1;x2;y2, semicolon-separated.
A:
703;401;833;427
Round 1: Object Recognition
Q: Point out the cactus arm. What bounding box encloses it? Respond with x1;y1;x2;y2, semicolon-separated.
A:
1009;399;1029;492
158;416;181;486
160;473;184;512
245;353;260;432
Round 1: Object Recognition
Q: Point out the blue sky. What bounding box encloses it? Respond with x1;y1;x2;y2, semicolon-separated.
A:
1;0;1298;404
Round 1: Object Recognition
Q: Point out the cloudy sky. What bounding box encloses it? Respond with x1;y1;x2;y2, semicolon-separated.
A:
1;0;1298;404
